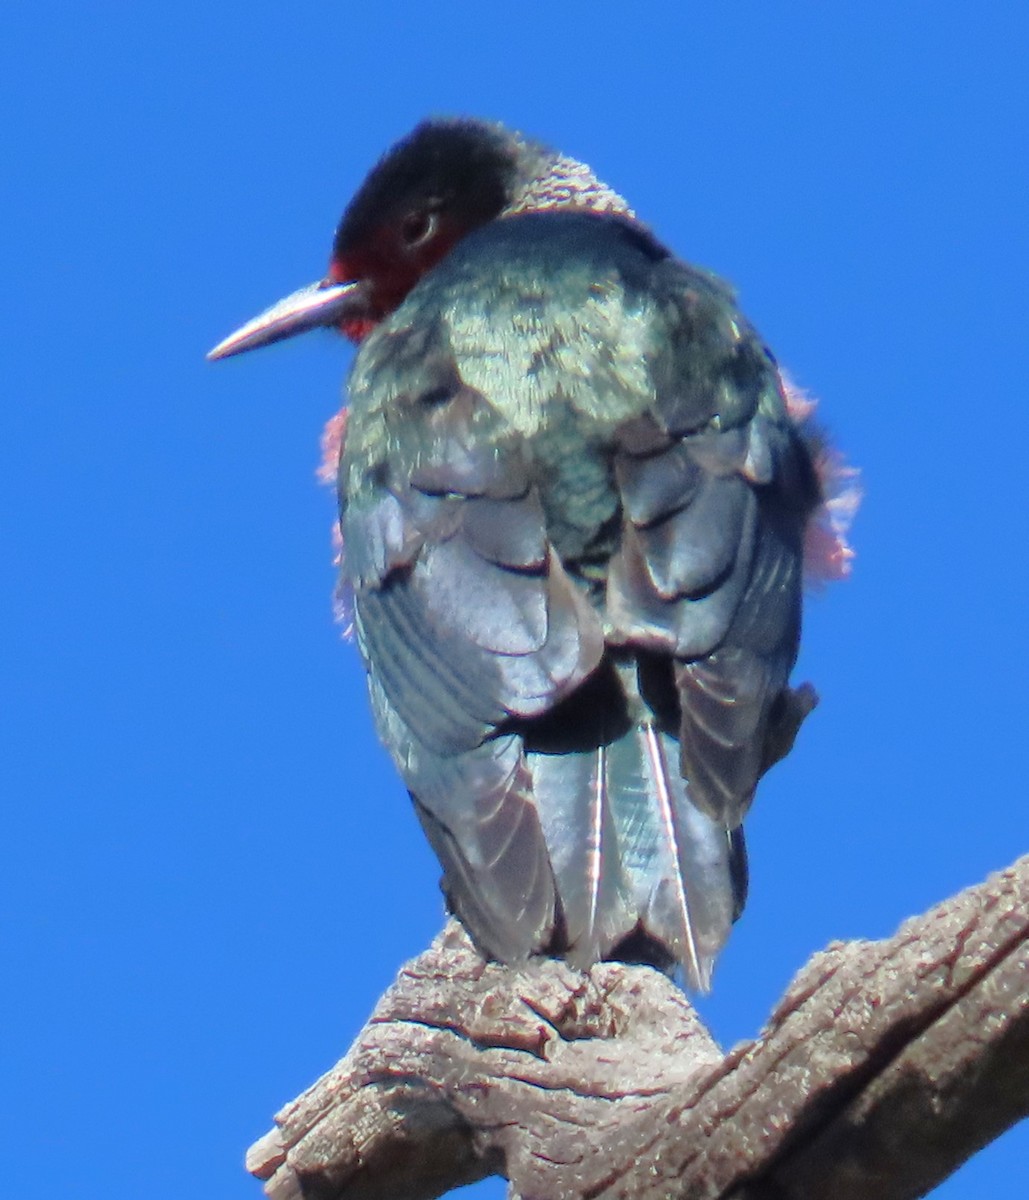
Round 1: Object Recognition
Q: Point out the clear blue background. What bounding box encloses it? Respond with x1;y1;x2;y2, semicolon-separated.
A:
3;4;1027;1197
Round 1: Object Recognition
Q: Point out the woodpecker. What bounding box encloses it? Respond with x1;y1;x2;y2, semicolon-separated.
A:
209;118;854;989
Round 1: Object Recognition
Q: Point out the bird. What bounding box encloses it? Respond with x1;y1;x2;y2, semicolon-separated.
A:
209;117;854;990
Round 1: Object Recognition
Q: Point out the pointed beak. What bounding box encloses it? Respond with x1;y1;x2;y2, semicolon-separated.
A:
206;279;364;361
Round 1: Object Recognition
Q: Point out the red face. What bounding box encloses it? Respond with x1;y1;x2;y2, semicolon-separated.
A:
328;208;465;342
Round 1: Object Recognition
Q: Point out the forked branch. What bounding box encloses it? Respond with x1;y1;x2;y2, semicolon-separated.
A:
247;854;1029;1200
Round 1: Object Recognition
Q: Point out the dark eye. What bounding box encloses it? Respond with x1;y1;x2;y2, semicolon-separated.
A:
400;210;438;247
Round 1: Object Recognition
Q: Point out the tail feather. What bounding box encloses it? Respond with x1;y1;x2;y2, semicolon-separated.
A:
527;712;739;990
617;724;736;990
640;724;704;987
529;746;634;968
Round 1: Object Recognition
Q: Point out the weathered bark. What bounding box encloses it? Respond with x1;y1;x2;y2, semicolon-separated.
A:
247;854;1029;1200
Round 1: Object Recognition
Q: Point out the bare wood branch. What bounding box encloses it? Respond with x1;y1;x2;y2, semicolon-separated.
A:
247;854;1029;1200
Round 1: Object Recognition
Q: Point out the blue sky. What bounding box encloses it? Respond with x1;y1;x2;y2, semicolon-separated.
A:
3;4;1027;1198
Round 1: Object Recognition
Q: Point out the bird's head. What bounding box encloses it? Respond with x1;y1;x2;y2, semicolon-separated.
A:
207;117;632;360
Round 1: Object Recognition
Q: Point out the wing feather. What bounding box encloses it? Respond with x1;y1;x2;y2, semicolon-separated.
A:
344;357;604;962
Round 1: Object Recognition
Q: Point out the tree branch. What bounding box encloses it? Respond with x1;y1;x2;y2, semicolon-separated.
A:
247;854;1029;1200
